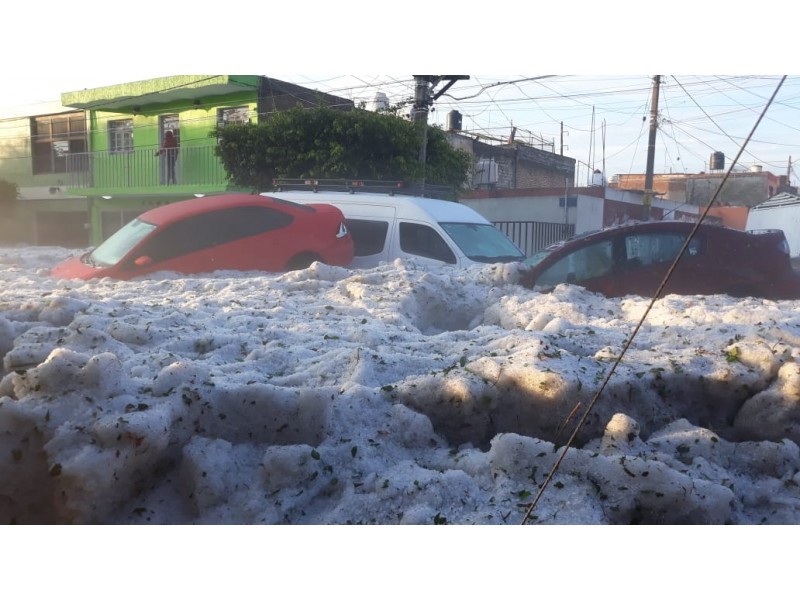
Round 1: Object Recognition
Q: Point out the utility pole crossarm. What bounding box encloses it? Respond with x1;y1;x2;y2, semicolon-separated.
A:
431;75;470;100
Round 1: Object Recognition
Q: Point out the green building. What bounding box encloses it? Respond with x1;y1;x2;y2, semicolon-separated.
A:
0;75;353;247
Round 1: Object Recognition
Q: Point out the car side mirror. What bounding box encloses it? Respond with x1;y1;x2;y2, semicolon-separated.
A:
133;256;154;268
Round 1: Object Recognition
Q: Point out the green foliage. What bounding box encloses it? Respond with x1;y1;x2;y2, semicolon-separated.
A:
213;106;471;193
0;179;19;210
725;347;741;363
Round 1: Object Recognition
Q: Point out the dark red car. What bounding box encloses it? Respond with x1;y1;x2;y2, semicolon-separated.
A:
519;220;800;300
51;193;354;280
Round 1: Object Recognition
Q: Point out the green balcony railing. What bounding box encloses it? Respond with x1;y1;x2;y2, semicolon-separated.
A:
65;144;230;191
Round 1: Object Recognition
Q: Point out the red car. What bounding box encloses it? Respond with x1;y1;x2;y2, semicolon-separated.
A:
51;193;354;280
519;220;800;300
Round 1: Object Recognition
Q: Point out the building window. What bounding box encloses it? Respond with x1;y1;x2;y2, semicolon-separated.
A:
30;112;87;174
109;119;133;154
217;106;250;127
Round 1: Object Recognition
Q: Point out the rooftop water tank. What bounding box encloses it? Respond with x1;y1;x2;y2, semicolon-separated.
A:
447;110;462;132
370;92;389;112
710;151;725;171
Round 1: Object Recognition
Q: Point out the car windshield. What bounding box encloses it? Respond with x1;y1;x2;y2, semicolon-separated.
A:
89;218;157;267
522;248;556;268
439;222;525;263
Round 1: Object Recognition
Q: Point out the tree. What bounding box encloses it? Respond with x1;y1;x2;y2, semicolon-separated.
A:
0;179;19;214
213;106;471;195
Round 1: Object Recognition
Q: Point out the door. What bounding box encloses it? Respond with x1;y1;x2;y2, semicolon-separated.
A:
158;114;180;185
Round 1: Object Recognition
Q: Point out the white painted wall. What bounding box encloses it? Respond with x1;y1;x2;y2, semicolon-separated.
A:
460;196;563;223
461;192;608;234
747;201;800;257
462;188;699;234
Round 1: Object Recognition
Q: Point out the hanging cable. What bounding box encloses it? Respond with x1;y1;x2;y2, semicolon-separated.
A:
520;75;788;525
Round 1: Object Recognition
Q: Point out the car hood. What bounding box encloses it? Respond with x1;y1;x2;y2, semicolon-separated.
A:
50;254;107;280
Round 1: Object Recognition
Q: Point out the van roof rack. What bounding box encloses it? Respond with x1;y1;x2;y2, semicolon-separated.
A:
271;178;405;195
270;178;456;200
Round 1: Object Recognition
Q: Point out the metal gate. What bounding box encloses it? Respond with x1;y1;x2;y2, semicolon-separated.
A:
493;221;575;257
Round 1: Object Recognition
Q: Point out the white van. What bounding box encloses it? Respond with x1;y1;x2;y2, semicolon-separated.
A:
263;189;525;269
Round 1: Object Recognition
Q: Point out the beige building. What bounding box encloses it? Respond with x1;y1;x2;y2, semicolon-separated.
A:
610;168;795;208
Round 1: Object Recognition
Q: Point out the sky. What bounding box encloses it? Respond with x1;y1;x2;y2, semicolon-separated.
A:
2;244;798;593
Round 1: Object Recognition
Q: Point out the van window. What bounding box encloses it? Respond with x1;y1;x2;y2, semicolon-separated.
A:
399;222;457;264
440;222;525;263
345;218;389;257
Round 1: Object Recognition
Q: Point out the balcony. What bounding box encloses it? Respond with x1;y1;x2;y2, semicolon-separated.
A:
65;143;231;195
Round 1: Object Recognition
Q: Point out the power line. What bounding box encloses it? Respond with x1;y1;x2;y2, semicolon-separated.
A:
3;75;800;179
521;76;788;525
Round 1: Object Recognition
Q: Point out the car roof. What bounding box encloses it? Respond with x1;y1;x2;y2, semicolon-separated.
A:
533;219;745;255
568;219;739;241
135;194;310;226
264;190;491;224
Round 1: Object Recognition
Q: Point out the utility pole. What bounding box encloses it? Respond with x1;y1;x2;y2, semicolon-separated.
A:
643;75;661;220
412;77;432;164
411;75;469;195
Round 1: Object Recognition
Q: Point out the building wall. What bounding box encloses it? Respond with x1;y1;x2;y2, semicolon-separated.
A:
63;76;355;244
2;76;356;247
613;171;780;207
446;132;576;191
708;206;749;229
746;199;800;257
0;103;78;188
0;104;89;246
461;195;567;223
257;78;354;115
462;186;699;236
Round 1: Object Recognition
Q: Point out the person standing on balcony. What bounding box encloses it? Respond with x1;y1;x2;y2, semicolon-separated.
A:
156;129;179;184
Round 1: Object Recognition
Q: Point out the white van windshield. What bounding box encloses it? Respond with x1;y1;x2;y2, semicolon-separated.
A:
440;222;525;263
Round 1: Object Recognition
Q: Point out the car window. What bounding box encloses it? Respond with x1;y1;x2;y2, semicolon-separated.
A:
399;222;457;264
346;219;389;257
624;232;702;267
536;239;614;286
134;206;293;264
91;218;157;267
439;222;524;263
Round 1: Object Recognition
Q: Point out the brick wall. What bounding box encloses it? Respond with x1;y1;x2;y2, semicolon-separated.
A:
613;172;779;207
447;132;576;190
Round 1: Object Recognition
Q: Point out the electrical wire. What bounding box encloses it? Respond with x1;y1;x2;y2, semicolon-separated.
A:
3;75;800;179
